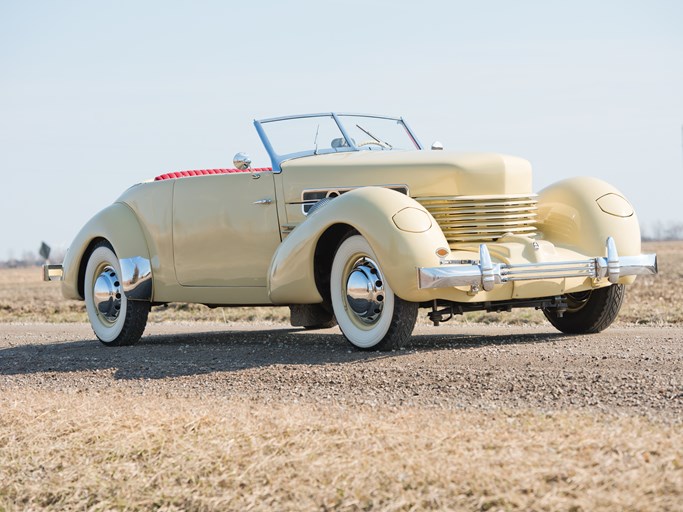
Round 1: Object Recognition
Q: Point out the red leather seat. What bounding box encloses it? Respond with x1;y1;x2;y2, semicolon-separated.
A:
154;168;272;181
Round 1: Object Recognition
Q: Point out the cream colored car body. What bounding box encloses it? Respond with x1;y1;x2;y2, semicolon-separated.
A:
62;149;643;307
53;112;659;349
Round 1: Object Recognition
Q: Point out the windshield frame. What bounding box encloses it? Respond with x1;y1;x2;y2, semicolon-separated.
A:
254;112;423;173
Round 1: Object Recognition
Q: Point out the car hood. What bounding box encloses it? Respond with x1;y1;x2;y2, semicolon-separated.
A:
280;150;533;198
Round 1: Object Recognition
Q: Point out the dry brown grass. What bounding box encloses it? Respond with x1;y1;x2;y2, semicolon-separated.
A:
0;241;678;326
1;389;681;511
0;267;290;324
618;241;683;324
1;244;680;510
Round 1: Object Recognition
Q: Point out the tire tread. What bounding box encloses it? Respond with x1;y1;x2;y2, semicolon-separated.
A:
543;284;624;334
369;296;418;351
110;300;150;346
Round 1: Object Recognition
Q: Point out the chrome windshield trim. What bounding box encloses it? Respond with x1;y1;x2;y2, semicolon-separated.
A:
119;256;153;301
418;237;657;291
256;112;404;124
401;116;423;150
254;112;423;172
331;112;358;151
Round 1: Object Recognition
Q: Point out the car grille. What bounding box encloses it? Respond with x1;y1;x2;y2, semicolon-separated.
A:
416;194;538;244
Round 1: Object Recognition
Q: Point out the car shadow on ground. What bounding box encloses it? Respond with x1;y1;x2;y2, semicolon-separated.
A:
0;325;566;380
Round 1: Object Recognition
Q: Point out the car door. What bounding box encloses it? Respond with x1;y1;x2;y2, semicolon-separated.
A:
172;172;281;287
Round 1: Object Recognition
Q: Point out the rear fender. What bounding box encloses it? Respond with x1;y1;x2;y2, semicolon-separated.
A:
267;187;449;304
61;202;153;301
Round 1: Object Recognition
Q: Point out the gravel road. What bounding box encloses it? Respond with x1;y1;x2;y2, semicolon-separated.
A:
1;322;681;420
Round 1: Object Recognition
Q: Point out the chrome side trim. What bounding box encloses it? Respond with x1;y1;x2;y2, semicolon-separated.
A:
43;264;64;281
418;237;657;291
119;256;152;301
298;184;409;215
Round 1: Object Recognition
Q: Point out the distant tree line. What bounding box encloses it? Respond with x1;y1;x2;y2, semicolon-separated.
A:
641;221;683;242
0;248;67;269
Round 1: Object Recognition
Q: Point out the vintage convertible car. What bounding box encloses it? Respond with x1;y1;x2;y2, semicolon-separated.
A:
44;113;657;350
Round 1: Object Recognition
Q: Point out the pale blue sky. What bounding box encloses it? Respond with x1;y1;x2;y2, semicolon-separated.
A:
1;0;681;258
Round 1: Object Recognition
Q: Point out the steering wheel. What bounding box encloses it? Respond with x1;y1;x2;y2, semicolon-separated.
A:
357;140;390;149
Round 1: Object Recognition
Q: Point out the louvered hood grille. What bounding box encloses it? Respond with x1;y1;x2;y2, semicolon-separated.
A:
416;194;538;244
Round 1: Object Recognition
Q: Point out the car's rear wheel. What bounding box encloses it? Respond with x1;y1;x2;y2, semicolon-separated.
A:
330;234;418;351
543;284;624;334
84;241;149;346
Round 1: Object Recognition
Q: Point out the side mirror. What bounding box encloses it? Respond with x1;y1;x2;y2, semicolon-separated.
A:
233;152;252;170
431;141;444;150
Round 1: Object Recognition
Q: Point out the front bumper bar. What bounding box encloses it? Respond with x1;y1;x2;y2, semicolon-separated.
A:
43;264;64;281
418;237;657;291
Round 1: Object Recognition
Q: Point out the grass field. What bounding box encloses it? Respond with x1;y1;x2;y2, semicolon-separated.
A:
1;391;681;511
0;241;678;326
1;241;681;511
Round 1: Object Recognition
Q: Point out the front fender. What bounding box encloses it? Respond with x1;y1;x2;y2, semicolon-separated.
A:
61;202;153;301
267;187;450;304
537;177;642;258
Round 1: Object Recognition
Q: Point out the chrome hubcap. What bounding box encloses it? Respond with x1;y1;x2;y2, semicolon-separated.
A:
345;257;385;325
93;265;122;323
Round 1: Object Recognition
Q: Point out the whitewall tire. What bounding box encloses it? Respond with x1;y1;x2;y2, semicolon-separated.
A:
330;235;418;351
84;242;149;346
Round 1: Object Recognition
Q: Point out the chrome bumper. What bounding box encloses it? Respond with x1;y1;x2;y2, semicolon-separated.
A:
418;237;657;291
43;264;64;281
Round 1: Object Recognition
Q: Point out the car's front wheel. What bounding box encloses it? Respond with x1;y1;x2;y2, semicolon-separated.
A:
330;234;418;351
84;241;149;346
543;284;624;334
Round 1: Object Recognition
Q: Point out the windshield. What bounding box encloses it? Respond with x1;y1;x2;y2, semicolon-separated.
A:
255;113;422;170
341;115;419;151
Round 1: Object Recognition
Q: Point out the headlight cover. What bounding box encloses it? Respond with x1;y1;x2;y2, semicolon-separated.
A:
596;193;634;218
392;207;432;233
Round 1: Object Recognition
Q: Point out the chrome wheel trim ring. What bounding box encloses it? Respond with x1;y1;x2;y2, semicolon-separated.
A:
344;256;385;328
93;264;122;325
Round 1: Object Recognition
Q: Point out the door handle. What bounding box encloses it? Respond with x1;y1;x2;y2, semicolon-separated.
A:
253;198;272;205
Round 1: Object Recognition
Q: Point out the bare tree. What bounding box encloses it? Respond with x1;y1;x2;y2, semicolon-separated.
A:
664;222;683;241
643;220;683;241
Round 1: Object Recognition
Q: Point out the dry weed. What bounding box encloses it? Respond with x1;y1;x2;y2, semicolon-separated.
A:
0;390;681;511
